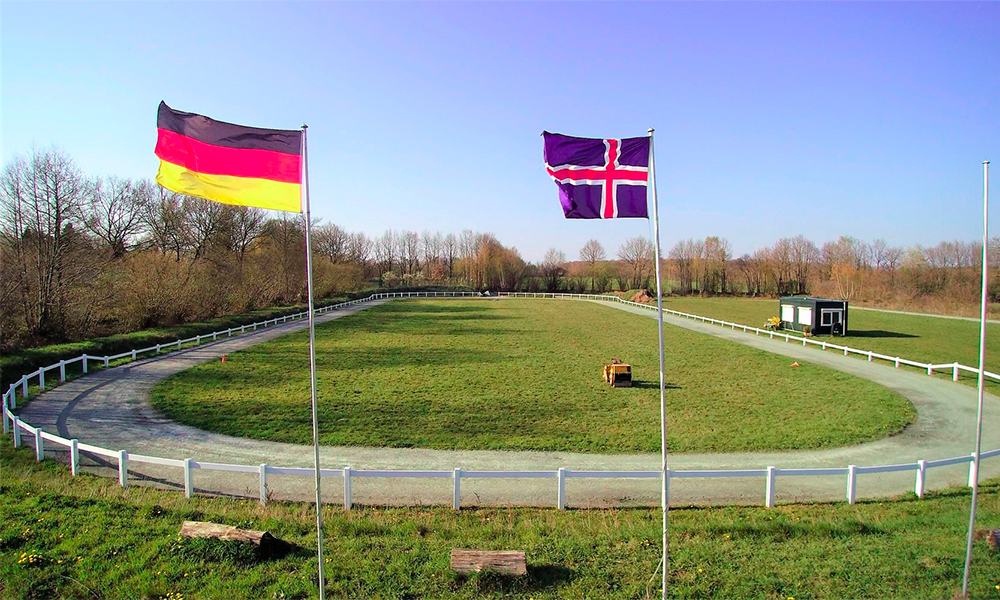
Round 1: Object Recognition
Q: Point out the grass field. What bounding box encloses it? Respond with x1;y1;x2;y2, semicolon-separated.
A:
661;296;1000;385
6;443;1000;599
151;299;912;454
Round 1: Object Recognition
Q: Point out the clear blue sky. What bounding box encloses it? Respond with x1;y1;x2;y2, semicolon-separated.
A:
2;2;997;262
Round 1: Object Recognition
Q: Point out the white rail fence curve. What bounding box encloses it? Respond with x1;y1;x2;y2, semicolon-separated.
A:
2;290;996;509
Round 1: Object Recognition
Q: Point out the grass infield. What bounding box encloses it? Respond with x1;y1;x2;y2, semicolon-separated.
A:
151;299;913;453
661;296;1000;387
4;444;1000;599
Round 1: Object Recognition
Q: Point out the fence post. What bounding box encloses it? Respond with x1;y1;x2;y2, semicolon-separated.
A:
557;468;567;510
868;352;873;363
70;439;80;475
59;360;66;382
184;458;193;498
453;468;461;510
82;355;88;374
39;369;45;391
104;356;109;368
843;348;848;356
822;343;826;350
156;344;161;354
953;364;959;382
227;328;232;337
259;464;268;504
131;349;136;361
213;332;218;341
118;450;129;488
35;429;44;461
847;465;857;505
13;417;21;447
927;366;933;376
2;400;7;434
915;460;926;498
969;453;978;488
22;377;28;399
765;466;776;508
344;467;353;510
894;357;900;368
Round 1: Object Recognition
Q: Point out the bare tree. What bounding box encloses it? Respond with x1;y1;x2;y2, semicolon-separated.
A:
0;149;90;337
85;176;148;258
541;247;566;291
618;236;654;290
579;239;606;292
313;222;349;263
143;187;190;260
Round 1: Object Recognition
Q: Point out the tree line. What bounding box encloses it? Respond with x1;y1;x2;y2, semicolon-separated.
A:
3;147;992;350
0;149;527;350
549;234;1000;315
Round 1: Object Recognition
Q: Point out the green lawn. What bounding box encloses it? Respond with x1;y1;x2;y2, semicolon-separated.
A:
662;296;1000;386
151;299;912;454
6;443;1000;599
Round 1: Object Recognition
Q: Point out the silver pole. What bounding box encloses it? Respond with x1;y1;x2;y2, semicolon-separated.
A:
301;125;327;600
963;160;990;596
648;127;668;600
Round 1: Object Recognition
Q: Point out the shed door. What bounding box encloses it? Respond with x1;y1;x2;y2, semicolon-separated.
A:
781;304;795;323
797;307;813;326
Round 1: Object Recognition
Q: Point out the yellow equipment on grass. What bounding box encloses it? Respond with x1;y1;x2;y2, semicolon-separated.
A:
602;358;632;388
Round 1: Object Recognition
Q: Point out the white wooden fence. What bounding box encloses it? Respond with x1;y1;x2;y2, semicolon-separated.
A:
3;290;997;509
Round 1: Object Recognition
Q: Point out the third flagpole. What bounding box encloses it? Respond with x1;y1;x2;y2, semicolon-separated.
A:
648;127;669;599
301;124;327;600
962;159;990;596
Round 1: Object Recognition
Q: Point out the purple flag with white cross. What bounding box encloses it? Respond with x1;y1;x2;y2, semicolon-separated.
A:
543;131;649;219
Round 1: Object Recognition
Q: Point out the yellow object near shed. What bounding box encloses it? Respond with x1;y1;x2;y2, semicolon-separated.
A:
602;359;632;387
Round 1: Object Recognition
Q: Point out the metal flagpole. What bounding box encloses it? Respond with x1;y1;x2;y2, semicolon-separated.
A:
963;160;990;597
648;128;669;600
301;124;327;600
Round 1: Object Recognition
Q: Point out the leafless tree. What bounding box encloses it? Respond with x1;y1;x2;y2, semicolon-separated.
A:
85;176;148;258
618;236;654;290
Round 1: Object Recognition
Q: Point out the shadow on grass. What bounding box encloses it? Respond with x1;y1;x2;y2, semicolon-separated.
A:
844;330;919;339
458;564;573;594
705;519;890;540
631;380;683;390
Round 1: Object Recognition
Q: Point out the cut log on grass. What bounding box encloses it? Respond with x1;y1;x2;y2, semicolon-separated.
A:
450;549;527;576
974;529;1000;550
179;521;284;551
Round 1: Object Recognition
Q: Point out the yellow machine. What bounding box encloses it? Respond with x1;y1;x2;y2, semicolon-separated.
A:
602;358;632;388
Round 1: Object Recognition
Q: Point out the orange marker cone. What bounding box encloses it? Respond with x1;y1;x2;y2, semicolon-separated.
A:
221;354;227;364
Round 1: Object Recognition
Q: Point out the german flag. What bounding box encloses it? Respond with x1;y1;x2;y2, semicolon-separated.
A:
155;101;303;213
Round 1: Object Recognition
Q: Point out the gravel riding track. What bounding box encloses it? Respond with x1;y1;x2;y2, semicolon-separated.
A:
14;297;1000;509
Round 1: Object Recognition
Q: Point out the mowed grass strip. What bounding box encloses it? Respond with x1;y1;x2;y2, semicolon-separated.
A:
662;296;1000;386
5;445;1000;600
152;299;912;453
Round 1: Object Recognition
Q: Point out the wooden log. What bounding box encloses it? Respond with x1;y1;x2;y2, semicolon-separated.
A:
179;521;276;548
975;529;1000;550
450;549;527;576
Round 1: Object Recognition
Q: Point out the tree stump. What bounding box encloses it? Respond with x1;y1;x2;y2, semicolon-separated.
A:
450;549;527;576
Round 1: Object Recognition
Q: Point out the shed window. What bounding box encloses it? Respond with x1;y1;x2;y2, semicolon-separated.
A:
798;307;812;326
822;309;843;326
781;304;795;322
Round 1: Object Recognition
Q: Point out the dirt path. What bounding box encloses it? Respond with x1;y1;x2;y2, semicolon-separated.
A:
15;297;1000;508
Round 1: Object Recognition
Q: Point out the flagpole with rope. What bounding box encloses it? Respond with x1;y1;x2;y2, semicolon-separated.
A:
647;127;669;600
301;124;327;600
962;159;990;597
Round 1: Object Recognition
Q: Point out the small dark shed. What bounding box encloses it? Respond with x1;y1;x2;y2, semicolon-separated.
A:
778;297;848;336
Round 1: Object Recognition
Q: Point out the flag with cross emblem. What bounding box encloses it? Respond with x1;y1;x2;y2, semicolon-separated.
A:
543;131;650;219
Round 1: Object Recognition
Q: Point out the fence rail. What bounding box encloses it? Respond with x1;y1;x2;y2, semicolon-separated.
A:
2;290;997;509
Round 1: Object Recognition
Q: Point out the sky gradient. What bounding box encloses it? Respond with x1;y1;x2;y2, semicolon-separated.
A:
1;2;997;262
